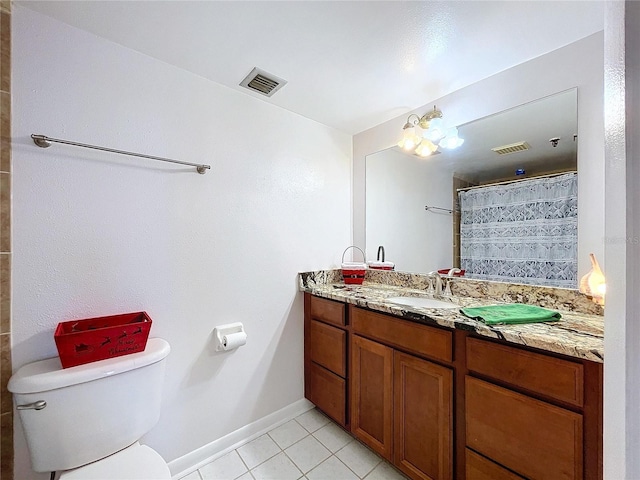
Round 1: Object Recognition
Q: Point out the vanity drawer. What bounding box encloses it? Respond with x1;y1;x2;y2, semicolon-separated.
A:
310;295;346;327
306;361;346;426
466;376;583;480
466;337;584;407
309;319;346;377
352;307;452;363
465;449;524;480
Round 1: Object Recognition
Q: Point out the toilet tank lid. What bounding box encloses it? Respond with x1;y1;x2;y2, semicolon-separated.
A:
8;338;170;394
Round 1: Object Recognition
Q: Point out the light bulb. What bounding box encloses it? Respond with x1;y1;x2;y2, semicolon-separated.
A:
397;125;420;151
424;118;445;142
415;139;437;157
439;127;465;149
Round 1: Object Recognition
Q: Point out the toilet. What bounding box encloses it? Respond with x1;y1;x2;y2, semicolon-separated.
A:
8;337;171;479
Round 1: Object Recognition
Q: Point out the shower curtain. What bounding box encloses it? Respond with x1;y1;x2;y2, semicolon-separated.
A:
459;172;577;287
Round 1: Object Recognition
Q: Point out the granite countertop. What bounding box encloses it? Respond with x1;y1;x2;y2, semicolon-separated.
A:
300;271;604;363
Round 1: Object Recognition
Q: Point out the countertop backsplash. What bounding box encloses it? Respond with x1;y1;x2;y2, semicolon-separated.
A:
300;269;603;316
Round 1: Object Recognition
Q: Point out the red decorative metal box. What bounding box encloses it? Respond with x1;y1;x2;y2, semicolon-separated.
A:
54;311;152;368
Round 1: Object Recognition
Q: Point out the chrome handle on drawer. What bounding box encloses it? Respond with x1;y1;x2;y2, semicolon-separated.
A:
16;400;47;410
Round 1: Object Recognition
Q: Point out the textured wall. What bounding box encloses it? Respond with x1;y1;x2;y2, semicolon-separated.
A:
11;6;351;479
0;1;11;479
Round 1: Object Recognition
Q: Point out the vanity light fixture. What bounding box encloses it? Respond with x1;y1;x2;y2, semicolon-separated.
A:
397;106;464;157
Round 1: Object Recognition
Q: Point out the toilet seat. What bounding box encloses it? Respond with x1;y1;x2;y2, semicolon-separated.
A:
59;442;171;480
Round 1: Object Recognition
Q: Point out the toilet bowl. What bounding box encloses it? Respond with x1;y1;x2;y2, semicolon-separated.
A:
59;443;170;480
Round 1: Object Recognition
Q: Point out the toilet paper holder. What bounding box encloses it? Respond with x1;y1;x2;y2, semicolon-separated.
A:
213;322;246;351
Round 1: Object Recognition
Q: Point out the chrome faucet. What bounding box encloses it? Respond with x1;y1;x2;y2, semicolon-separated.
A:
439;268;461;296
377;246;385;262
437;269;461;297
426;271;442;296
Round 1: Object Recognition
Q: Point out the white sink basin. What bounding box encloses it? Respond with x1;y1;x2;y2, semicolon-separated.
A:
386;296;459;309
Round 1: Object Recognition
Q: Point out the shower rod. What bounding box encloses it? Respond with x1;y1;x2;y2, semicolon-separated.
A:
31;134;211;174
456;170;577;192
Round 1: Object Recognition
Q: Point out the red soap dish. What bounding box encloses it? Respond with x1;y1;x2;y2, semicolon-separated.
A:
438;269;466;276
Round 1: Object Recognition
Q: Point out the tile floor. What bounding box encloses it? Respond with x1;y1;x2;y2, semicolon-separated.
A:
179;408;409;480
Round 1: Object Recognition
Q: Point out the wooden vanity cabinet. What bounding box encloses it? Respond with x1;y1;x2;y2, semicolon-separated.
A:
303;294;603;480
351;307;454;479
304;294;348;427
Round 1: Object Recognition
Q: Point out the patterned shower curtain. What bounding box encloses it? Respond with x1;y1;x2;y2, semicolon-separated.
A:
459;172;577;288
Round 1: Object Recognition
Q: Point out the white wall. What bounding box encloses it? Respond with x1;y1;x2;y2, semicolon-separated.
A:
365;148;452;272
603;2;640;478
11;6;351;479
354;33;605;281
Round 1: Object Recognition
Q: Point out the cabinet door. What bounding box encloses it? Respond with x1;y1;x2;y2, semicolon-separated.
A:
310;295;346;326
466;376;583;480
306;361;346;426
351;334;393;460
394;351;453;480
466;337;584;407
465;449;524;480
309;319;346;377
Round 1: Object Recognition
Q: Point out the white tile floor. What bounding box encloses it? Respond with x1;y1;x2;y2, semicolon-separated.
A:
179;408;409;480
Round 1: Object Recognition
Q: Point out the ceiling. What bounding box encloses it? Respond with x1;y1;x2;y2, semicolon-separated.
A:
18;1;604;135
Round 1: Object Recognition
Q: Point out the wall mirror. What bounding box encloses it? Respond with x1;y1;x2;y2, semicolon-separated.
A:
365;88;578;287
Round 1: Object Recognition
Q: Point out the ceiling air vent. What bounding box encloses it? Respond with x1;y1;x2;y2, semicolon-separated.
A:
491;142;531;155
240;67;287;97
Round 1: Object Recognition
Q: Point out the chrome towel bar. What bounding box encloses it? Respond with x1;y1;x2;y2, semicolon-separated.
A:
31;134;211;174
425;205;454;215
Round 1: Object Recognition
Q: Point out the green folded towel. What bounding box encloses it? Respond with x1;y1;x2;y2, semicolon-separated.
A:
460;304;561;325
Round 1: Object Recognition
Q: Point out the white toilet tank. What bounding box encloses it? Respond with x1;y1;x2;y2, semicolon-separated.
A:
8;338;170;473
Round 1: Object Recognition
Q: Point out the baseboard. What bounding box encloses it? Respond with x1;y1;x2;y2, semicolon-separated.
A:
168;398;314;479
